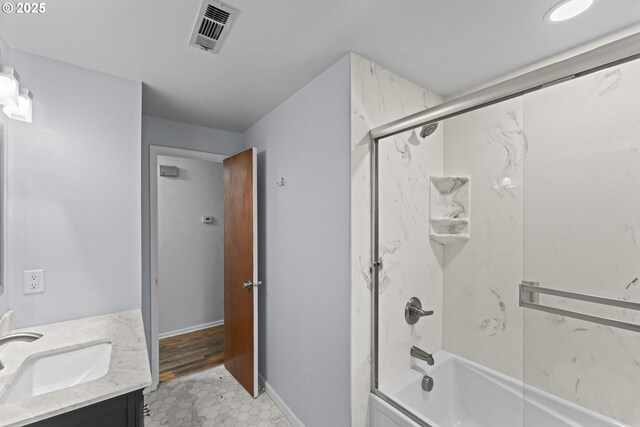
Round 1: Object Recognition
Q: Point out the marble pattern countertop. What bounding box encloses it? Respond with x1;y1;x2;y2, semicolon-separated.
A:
0;309;151;426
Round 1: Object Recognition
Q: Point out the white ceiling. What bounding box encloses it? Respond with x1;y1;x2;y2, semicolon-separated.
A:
1;0;639;132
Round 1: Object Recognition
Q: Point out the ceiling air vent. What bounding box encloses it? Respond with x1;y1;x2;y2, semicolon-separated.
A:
189;1;238;54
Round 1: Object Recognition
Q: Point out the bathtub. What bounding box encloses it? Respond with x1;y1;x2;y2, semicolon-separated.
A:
370;350;629;427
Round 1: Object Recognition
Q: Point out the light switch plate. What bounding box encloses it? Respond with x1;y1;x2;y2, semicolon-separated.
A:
24;269;45;294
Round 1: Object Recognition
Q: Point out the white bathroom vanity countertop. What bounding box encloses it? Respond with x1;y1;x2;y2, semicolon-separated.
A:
0;309;151;426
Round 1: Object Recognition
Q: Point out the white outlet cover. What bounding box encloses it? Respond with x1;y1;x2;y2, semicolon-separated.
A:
24;270;45;295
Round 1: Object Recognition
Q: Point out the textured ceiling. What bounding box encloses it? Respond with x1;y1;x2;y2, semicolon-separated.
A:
1;0;639;132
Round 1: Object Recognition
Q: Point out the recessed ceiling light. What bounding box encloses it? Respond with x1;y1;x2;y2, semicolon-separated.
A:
545;0;594;23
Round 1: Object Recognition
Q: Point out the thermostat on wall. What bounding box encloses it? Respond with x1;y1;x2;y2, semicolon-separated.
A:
201;216;215;224
159;165;179;177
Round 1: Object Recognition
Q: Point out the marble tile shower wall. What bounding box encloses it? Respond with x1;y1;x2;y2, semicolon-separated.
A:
350;53;444;427
522;60;640;426
442;98;525;380
350;52;640;427
377;105;445;388
442;59;640;426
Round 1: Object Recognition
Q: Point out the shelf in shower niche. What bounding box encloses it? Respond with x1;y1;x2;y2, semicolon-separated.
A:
430;176;468;195
430;218;469;230
430;219;469;245
430;233;470;245
429;176;470;245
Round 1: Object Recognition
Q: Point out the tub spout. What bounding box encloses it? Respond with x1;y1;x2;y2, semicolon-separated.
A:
410;346;434;366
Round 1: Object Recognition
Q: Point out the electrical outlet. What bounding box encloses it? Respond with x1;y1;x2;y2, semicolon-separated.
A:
24;270;45;295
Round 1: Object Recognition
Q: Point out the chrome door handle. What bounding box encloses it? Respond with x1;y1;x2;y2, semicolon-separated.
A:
242;280;263;289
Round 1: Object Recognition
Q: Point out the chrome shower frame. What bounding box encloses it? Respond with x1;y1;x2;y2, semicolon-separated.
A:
369;30;640;427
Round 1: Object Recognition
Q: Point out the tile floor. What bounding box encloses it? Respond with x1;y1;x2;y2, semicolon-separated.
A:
145;365;292;427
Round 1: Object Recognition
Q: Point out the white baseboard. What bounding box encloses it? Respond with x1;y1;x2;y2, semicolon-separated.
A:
158;320;223;339
259;374;305;427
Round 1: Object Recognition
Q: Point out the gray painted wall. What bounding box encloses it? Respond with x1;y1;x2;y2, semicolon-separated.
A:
0;33;11;314
7;49;142;327
1;39;353;426
157;155;224;336
141;116;243;350
2;41;352;423
242;54;351;427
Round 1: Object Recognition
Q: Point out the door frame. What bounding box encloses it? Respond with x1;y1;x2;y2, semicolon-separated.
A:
251;148;258;397
148;145;228;391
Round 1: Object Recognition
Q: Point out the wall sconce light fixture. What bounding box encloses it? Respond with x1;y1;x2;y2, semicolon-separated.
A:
2;87;32;123
0;65;19;108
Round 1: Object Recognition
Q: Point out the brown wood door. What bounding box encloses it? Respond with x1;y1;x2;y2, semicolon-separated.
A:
223;148;258;397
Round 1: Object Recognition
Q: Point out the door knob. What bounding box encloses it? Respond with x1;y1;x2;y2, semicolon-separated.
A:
242;280;263;289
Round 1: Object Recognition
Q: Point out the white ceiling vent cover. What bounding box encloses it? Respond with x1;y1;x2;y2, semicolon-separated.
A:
189;1;238;54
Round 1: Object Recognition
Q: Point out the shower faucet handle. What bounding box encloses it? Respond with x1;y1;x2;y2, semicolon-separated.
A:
412;306;434;317
405;297;434;325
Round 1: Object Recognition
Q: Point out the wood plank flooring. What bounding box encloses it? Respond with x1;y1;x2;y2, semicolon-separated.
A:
159;325;224;383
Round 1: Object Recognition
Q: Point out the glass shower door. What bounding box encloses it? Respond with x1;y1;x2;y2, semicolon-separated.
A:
374;97;528;427
522;58;640;427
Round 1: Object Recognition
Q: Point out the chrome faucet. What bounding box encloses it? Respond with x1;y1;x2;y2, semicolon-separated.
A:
0;332;42;346
405;297;434;325
410;346;434;366
0;332;42;371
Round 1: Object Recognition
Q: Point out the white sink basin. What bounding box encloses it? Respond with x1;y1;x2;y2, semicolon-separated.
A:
0;341;112;404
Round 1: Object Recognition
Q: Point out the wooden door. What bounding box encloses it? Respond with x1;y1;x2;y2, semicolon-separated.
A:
223;148;258;397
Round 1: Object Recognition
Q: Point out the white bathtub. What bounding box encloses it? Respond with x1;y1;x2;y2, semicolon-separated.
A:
370;350;629;427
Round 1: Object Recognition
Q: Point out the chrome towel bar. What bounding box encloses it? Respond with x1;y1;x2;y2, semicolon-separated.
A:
519;282;640;333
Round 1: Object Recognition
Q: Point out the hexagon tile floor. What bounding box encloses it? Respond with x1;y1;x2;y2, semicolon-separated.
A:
144;365;293;427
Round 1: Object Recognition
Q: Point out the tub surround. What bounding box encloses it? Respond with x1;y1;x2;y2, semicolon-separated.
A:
357;53;640;426
441;60;640;425
350;52;444;427
0;309;151;427
442;98;525;381
521;61;640;425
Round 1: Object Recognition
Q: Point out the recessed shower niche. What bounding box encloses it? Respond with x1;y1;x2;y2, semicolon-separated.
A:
429;176;470;245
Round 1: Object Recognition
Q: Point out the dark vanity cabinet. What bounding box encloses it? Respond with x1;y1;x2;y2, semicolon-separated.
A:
28;389;144;427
